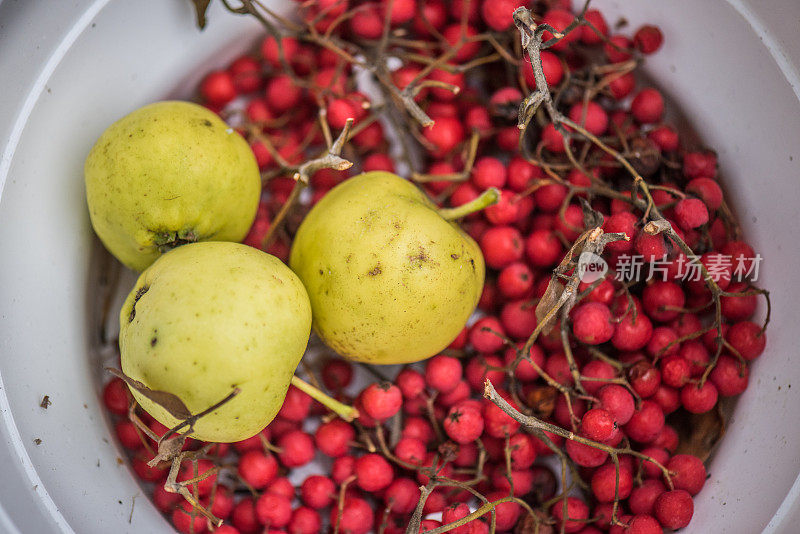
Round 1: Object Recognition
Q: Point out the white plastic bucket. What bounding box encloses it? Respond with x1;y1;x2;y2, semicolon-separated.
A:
1;1;799;532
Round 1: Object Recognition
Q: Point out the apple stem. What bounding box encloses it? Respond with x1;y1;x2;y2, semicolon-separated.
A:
291;375;359;422
438;187;501;221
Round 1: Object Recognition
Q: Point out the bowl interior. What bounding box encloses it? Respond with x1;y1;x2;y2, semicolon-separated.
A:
0;1;263;532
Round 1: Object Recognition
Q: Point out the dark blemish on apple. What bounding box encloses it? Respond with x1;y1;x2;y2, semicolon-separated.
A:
359;209;380;229
451;254;460;260
469;258;475;271
128;284;150;322
409;246;429;266
319;269;324;275
368;264;382;276
203;119;213;127
345;253;353;264
150;337;157;347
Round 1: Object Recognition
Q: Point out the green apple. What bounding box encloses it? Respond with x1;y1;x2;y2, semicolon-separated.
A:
85;101;260;271
289;171;486;364
119;241;311;442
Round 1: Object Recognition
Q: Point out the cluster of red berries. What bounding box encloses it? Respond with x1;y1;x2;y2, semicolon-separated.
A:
100;0;768;533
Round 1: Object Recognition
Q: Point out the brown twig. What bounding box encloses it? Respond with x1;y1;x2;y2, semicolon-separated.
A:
260;118;355;249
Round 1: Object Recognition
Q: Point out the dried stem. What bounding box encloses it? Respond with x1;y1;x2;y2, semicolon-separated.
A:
260;119;355;250
511;4;769;390
404;484;435;534
484;380;674;490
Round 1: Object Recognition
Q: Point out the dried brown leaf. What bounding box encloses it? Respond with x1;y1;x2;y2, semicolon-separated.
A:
579;197;604;229
675;404;726;462
535;278;564;335
190;0;212;29
556;227;597;272
107;368;192;420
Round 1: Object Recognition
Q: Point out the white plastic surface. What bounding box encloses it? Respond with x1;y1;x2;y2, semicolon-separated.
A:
0;2;263;533
1;1;799;533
